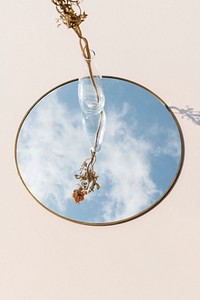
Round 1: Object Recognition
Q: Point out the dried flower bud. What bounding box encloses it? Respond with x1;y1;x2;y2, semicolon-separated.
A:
72;186;85;204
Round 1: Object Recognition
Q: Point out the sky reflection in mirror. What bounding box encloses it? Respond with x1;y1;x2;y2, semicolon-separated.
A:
16;78;182;224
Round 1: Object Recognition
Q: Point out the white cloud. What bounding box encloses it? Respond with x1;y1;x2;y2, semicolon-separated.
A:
17;92;89;213
97;106;161;222
146;123;181;159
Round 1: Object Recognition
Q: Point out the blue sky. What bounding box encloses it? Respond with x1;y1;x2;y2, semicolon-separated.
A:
17;78;181;223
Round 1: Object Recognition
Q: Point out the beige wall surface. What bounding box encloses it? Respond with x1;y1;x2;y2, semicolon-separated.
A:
1;1;200;299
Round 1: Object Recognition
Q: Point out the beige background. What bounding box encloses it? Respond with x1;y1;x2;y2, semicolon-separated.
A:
1;1;200;299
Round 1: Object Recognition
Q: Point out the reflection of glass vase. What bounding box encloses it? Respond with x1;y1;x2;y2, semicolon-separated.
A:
78;50;106;152
82;110;106;152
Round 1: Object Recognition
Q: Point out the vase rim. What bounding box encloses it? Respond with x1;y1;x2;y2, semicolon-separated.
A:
83;49;96;61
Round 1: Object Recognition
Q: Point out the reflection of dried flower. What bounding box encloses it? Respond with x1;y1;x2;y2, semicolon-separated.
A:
72;151;100;203
72;186;85;204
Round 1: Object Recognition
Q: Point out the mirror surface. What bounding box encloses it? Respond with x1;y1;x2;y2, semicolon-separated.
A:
16;77;183;225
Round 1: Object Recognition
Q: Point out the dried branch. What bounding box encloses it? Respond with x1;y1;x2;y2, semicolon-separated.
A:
51;0;102;203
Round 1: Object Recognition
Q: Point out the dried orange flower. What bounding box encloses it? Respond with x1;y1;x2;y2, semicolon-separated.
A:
72;151;100;203
72;186;85;204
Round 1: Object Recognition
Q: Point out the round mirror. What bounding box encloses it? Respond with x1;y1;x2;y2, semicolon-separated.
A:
15;77;184;225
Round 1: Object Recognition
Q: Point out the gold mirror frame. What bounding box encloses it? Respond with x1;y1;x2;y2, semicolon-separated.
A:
15;76;185;226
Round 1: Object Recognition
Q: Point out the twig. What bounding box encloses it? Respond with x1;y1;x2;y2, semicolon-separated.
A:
51;0;103;202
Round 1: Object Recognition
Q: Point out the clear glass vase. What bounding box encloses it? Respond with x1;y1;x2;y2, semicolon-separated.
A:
78;50;105;116
78;50;106;152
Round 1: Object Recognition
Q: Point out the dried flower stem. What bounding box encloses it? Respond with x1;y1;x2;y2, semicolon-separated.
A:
51;0;103;203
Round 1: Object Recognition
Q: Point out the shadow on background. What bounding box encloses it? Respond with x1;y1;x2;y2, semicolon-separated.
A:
170;106;200;126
